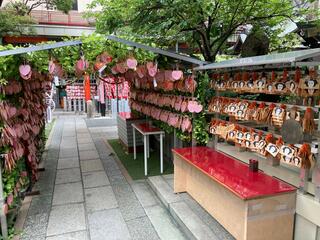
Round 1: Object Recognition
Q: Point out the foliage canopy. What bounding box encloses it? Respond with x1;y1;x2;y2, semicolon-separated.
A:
87;0;317;61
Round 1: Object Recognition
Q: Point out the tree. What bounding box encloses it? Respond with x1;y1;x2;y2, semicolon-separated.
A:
0;11;35;37
3;0;75;16
88;0;316;61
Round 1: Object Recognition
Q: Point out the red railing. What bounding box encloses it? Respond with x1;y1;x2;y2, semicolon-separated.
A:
30;10;92;27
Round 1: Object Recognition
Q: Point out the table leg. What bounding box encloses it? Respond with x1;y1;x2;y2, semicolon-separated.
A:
144;135;147;176
133;127;136;160
147;135;150;158
160;133;163;174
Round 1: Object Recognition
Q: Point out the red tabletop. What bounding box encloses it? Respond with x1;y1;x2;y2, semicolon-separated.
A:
134;123;163;134
118;112;138;121
172;147;296;200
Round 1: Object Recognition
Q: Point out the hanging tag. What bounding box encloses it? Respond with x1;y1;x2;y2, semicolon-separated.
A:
153;78;157;88
98;64;107;74
54;76;59;86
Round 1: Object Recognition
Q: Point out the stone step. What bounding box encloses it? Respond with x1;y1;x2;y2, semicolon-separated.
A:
147;175;181;208
148;175;230;240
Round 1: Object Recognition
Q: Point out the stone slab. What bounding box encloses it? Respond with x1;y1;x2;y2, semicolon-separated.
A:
112;183;146;221
82;171;110;188
46;231;88;240
28;195;52;216
21;213;48;239
47;203;86;236
78;143;97;152
53;182;83;205
88;208;131;240
59;149;78;158
57;158;79;169
79;150;100;161
169;201;218;240
80;160;104;173
126;216;160;240
145;205;186;240
77;138;94;144
85;186;118;213
131;181;159;208
183;197;234;240
148;176;181;208
55;168;81;184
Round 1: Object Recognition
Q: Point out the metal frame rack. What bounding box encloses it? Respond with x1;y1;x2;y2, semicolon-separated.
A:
194;48;320;203
0;35;206;239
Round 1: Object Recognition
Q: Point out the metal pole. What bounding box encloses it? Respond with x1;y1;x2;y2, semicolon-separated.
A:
0;162;8;239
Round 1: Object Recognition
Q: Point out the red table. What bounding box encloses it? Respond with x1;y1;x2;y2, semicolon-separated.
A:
118;112;138;121
173;147;295;199
132;123;165;176
172;147;297;240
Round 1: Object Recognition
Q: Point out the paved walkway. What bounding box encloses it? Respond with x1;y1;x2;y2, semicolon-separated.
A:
20;114;187;240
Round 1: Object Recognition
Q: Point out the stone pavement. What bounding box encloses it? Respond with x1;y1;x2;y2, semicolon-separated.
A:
20;114;187;240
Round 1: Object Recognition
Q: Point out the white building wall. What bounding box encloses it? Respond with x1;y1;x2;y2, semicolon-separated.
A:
1;0;100;12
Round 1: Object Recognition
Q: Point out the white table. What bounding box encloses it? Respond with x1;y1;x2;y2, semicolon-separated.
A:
132;123;165;176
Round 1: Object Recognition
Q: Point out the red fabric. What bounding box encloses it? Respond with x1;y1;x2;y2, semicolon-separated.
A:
84;74;91;101
102;77;130;99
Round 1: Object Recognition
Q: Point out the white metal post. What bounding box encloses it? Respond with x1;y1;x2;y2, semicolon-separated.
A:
67;99;71;112
0;163;8;239
63;97;67;111
133;127;136;160
144;135;147;176
78;99;81;112
147;135;150;158
160;133;163;174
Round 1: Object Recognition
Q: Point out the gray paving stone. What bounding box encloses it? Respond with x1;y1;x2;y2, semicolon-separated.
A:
145;205;186;240
127;216;160;240
57;158;79;169
59;138;76;144
77;133;91;139
78;143;97;151
53;182;83;205
82;171;110;188
21;234;46;240
55;168;81;184
85;186;118;213
108;172;128;185
148;176;181;208
88;208;131;240
169;201;218;240
113;182;146;221
77;138;94;144
183;197;235;240
21;213;48;239
62;132;76;137
46;231;88;240
28;195;52;216
79;150;100;161
47;203;86;236
59;149;78;158
131;182;159;208
80;159;103;172
33;181;54;196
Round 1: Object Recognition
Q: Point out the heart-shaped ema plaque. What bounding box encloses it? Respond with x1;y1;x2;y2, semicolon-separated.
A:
19;64;32;79
48;61;55;74
172;70;183;81
126;58;138;69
